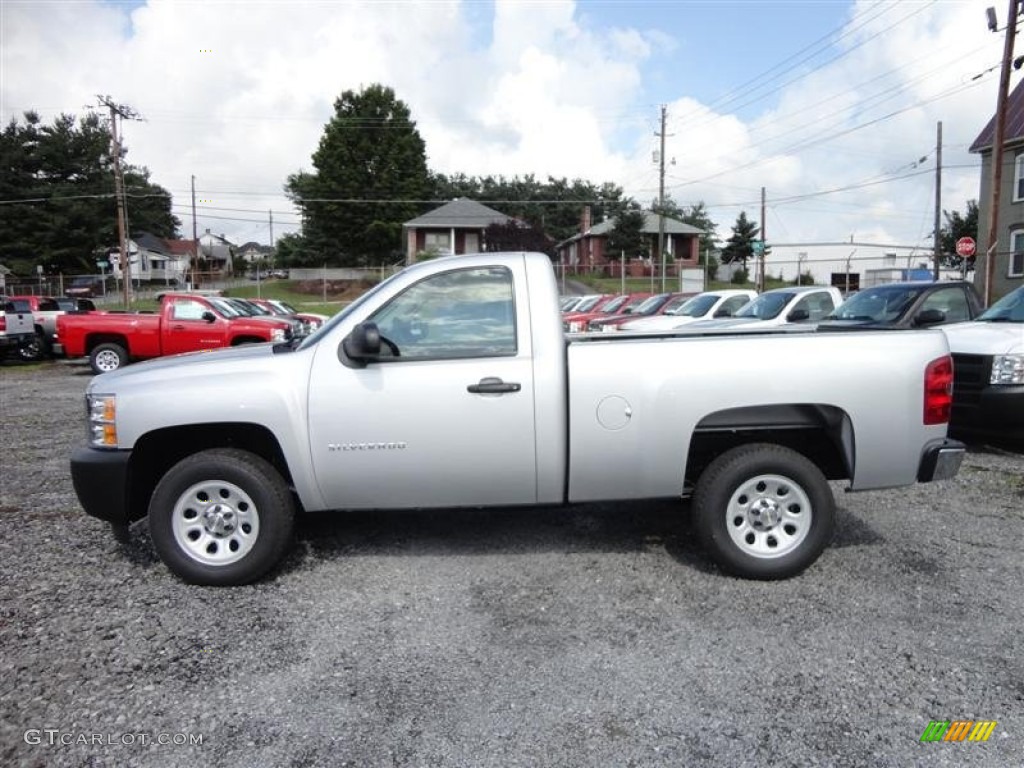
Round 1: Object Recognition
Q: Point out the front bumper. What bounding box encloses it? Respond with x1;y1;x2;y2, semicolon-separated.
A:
951;385;1024;443
917;438;966;482
70;446;132;525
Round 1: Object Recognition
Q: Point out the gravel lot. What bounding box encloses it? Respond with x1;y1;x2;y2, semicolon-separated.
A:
1;360;1022;767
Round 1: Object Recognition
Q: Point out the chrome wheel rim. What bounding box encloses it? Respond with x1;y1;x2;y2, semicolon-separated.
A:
726;473;812;559
94;349;122;372
171;479;260;566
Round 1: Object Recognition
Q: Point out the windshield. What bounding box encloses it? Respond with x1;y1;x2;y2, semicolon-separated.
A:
207;298;246;318
599;296;629;313
828;285;924;321
297;269;407;349
734;292;793;320
632;294;670;314
672;294;717;317
242;301;273;316
977;286;1024;322
572;296;603;312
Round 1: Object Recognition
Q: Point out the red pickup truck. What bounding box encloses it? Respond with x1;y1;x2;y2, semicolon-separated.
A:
56;292;294;374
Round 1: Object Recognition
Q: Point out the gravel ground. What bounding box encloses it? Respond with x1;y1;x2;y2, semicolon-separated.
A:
1;361;1022;768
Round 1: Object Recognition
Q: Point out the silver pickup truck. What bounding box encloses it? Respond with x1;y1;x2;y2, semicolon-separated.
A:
70;252;965;585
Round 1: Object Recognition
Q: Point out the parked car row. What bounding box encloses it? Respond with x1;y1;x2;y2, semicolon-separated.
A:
3;290;326;372
559;280;1019;447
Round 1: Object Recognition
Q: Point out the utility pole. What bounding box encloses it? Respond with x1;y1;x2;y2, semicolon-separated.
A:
655;105;669;291
984;0;1019;306
933;121;942;281
759;187;767;292
191;175;198;289
97;95;140;308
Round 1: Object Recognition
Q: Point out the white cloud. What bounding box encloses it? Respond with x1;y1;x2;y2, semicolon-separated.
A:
0;0;1005;270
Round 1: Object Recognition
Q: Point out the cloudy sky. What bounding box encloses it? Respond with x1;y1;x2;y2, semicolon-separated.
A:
0;0;1010;271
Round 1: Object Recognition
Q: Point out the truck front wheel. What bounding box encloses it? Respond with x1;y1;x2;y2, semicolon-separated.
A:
692;443;834;580
148;448;295;586
89;342;127;374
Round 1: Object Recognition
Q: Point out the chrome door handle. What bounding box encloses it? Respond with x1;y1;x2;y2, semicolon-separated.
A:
467;377;521;394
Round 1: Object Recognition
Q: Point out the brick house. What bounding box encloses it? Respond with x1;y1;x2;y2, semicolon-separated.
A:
403;198;514;264
555;207;704;277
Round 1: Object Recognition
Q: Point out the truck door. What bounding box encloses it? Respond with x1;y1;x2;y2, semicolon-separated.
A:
161;298;228;355
307;265;539;509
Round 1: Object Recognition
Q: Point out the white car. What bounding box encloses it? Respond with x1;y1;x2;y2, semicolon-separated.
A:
683;285;842;331
620;290;756;331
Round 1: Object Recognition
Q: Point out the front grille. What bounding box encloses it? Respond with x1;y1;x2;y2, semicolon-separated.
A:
951;353;991;406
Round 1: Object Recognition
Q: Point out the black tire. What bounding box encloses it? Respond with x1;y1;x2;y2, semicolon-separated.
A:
89;342;128;374
148;448;295;586
17;331;47;362
692;443;834;580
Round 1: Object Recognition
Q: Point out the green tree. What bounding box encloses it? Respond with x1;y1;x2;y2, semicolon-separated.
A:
0;111;177;276
604;199;646;262
429;173;626;245
274;231;314;268
678;201;719;258
720;211;760;269
483;220;553;255
286;84;430;267
938;200;978;271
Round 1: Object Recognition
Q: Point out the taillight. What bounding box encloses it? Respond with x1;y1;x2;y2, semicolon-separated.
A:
924;355;954;425
0;317;6;331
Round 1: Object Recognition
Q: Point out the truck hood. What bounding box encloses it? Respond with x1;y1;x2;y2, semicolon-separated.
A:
941;321;1023;355
88;342;284;389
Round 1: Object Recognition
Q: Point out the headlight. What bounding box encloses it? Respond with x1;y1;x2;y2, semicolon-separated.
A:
271;328;286;342
87;394;118;447
991;354;1024;385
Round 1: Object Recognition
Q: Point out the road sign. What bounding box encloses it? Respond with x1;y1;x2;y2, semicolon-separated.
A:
752;240;764;255
955;236;976;257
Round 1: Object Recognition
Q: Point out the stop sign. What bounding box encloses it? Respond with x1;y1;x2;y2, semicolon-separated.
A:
955;236;976;257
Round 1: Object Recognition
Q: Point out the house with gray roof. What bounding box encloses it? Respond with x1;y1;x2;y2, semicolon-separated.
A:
403;198;514;264
555;206;704;278
970;77;1024;301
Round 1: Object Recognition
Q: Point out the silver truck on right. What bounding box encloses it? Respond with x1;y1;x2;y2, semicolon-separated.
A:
943;285;1024;444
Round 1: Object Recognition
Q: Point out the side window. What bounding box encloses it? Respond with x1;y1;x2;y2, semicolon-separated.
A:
170;299;210;321
368;266;516;360
38;299;60;312
721;295;749;315
1010;230;1024;277
792;293;833;322
1015;154;1024;202
920;287;969;323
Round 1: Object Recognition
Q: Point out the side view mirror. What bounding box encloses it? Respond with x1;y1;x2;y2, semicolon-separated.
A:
787;308;811;322
914;308;946;327
201;311;216;323
341;322;382;367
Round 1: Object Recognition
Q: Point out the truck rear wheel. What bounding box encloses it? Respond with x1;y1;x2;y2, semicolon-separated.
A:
148;448;294;586
17;330;47;362
89;342;127;374
692;443;834;579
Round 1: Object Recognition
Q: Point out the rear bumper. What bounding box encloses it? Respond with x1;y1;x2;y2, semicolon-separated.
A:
917;438;966;482
70;446;132;525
